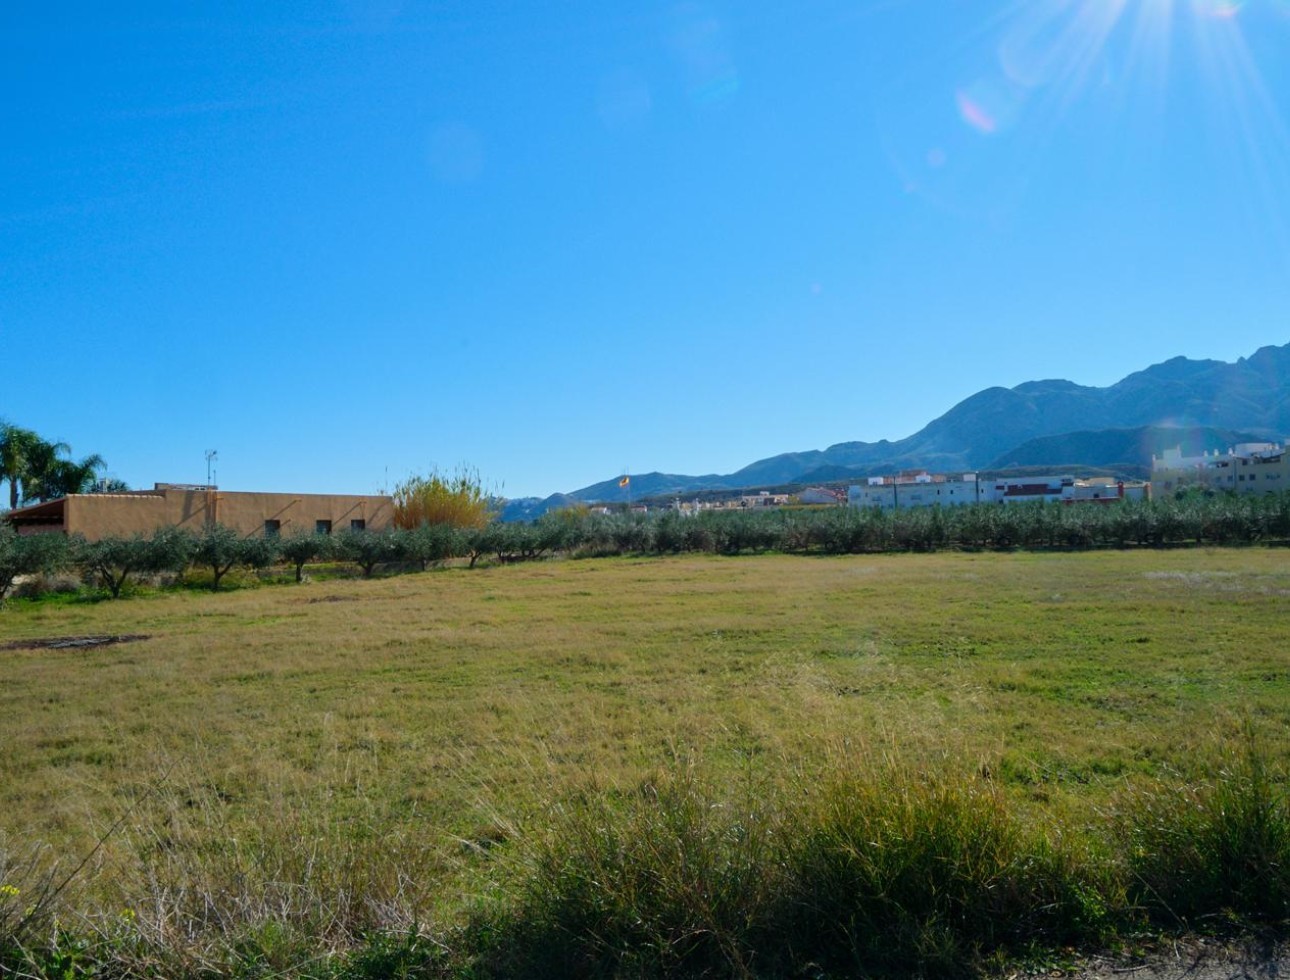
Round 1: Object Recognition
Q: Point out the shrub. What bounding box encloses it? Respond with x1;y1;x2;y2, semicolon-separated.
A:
73;527;192;599
392;466;496;530
278;529;334;583
403;522;462;570
192;524;277;591
335;527;406;578
0;527;67;607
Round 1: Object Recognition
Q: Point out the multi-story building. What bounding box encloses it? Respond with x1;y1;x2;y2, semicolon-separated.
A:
848;474;984;510
1152;443;1288;496
849;473;1148;510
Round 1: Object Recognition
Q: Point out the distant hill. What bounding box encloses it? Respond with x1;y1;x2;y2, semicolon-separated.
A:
504;343;1289;511
500;493;580;523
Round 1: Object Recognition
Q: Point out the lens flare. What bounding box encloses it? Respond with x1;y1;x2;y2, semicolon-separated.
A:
667;3;740;107
1194;0;1246;18
878;0;1290;244
998;0;1130;90
956;91;998;134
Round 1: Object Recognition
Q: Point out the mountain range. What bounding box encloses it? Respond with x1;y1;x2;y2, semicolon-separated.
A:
502;342;1290;518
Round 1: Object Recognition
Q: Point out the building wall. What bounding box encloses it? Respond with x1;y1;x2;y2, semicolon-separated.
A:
796;488;844;505
58;487;394;540
64;492;172;538
849;475;1149;510
1153;449;1289;496
849;479;981;510
989;476;1074;504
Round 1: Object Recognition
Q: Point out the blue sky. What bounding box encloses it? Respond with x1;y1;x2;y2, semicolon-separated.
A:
4;1;1290;499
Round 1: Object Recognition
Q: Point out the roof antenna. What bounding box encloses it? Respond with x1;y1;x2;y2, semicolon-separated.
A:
205;449;218;488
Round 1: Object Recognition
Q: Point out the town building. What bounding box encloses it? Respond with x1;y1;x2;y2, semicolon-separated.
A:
738;492;791;508
989;475;1074;505
848;474;983;510
1152;443;1288;496
849;472;1148;510
795;487;846;506
4;483;394;540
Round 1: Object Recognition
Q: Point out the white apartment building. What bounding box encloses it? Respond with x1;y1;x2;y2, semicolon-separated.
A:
849;473;1148;510
848;474;983;510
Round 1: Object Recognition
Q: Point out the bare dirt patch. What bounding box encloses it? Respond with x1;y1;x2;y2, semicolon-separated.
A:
0;634;150;651
1067;939;1289;980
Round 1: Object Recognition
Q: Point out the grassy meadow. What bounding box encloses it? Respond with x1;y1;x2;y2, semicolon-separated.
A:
1;548;1289;976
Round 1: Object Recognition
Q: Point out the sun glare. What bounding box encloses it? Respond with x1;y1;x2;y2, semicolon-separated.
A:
880;0;1290;252
990;0;1285;120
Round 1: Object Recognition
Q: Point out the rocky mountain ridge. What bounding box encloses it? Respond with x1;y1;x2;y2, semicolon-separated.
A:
502;343;1288;516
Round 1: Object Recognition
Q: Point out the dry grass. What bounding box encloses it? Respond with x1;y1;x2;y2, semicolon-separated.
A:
0;549;1287;973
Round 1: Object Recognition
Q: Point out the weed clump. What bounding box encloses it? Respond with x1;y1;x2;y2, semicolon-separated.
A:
464;764;1109;978
778;768;1108;977
471;774;779;977
1119;743;1290;929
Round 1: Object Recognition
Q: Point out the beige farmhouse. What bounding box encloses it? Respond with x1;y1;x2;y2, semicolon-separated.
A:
4;484;394;541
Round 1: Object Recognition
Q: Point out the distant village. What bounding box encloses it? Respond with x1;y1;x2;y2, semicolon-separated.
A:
606;441;1287;516
4;442;1286;541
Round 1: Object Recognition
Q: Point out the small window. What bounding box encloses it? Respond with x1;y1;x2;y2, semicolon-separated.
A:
315;519;332;535
350;519;366;531
264;519;281;538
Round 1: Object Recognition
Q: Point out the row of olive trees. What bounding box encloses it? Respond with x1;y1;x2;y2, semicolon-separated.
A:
0;524;278;603
0;524;436;606
0;516;545;606
6;492;1290;607
531;491;1290;557
359;491;1290;565
0;516;581;607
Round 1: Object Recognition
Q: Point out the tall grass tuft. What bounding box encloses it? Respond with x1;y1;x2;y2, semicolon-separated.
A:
0;842;57;973
471;771;780;978
1120;742;1290;929
462;762;1110;978
776;765;1108;977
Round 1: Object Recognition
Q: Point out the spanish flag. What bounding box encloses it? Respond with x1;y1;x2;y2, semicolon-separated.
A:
619;475;630;488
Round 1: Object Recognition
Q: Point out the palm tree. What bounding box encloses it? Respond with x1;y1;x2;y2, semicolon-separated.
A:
0;424;49;511
33;454;107;501
0;424;101;507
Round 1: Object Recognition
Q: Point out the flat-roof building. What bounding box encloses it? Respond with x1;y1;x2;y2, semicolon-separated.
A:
4;483;394;540
1152;443;1287;496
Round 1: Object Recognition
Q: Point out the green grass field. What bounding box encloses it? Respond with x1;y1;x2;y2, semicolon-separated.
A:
2;549;1288;976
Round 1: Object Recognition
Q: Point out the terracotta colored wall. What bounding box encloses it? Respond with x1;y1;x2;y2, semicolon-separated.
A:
64;489;393;540
65;493;174;538
204;490;394;537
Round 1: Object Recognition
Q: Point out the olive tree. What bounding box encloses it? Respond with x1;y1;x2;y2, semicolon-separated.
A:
404;522;461;571
74;527;192;599
278;529;334;583
335;527;406;578
0;527;67;607
193;524;278;591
